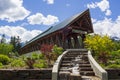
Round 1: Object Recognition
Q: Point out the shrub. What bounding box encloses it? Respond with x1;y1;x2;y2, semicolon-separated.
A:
0;62;3;68
84;34;115;65
0;43;13;55
107;64;120;69
0;54;10;65
34;60;47;68
52;45;63;60
40;44;53;67
111;50;120;59
24;57;35;69
10;59;25;67
31;53;44;60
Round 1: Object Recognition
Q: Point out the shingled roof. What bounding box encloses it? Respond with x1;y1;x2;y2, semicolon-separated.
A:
24;9;91;47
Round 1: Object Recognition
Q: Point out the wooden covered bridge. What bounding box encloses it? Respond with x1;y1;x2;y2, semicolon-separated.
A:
19;9;93;54
19;9;108;80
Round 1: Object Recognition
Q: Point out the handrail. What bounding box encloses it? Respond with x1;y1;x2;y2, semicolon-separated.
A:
52;50;68;80
88;51;108;80
52;49;87;80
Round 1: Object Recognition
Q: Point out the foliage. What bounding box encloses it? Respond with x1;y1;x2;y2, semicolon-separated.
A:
10;36;21;53
0;43;13;55
113;40;120;50
106;64;120;69
10;59;25;67
0;54;10;65
110;50;120;59
0;34;6;43
0;62;3;68
52;45;63;60
34;60;47;68
24;57;35;69
84;34;115;65
40;44;53;67
31;52;44;60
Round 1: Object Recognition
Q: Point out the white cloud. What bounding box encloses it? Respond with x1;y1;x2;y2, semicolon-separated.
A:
27;13;59;25
0;26;42;42
105;9;112;16
91;18;97;23
87;2;97;8
43;0;54;4
87;0;112;16
97;0;109;12
93;16;120;38
0;0;30;22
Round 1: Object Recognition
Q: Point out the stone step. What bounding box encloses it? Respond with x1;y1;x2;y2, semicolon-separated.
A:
80;67;93;71
60;63;72;67
67;52;87;55
81;76;101;80
79;64;91;67
27;79;52;80
80;71;95;76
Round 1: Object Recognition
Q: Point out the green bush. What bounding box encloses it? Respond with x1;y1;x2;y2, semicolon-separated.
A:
34;60;47;68
10;59;25;67
0;43;13;55
0;62;2;66
31;53;44;60
0;62;3;68
107;64;120;69
0;54;10;65
52;45;63;60
111;50;120;59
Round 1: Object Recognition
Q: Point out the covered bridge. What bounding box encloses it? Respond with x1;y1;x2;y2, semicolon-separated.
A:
19;9;94;54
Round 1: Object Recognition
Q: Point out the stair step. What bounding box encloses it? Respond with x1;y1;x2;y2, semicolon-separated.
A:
80;67;93;71
58;50;96;79
80;71;95;76
62;61;71;63
79;64;91;67
60;63;72;67
27;79;52;80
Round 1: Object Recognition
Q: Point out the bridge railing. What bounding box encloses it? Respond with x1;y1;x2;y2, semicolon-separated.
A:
88;51;108;80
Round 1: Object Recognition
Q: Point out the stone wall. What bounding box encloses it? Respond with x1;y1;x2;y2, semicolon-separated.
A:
106;69;120;80
0;68;52;80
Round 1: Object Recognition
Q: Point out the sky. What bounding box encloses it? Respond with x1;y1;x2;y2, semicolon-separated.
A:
0;0;120;42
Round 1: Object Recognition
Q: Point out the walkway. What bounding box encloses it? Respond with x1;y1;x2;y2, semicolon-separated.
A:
52;49;102;80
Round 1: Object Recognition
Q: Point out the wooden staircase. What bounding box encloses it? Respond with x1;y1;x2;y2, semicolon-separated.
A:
58;50;101;80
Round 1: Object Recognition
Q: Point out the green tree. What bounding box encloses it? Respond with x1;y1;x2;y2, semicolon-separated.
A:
0;43;13;55
10;36;21;52
0;34;6;43
84;34;115;65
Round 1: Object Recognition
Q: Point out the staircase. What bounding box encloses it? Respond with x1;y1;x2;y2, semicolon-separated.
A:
58;50;101;80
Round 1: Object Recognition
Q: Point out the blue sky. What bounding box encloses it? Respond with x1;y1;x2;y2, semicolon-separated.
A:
0;0;120;42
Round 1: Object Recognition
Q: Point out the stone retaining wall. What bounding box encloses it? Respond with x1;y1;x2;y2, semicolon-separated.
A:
0;68;52;80
106;69;120;80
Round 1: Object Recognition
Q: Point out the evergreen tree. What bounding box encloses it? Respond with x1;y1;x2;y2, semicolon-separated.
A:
10;36;21;52
0;34;6;43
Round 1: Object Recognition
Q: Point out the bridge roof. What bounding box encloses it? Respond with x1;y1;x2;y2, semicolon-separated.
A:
23;9;92;47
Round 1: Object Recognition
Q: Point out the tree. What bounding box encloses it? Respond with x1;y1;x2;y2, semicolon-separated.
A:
0;43;13;55
84;34;115;65
0;34;6;43
10;36;21;52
